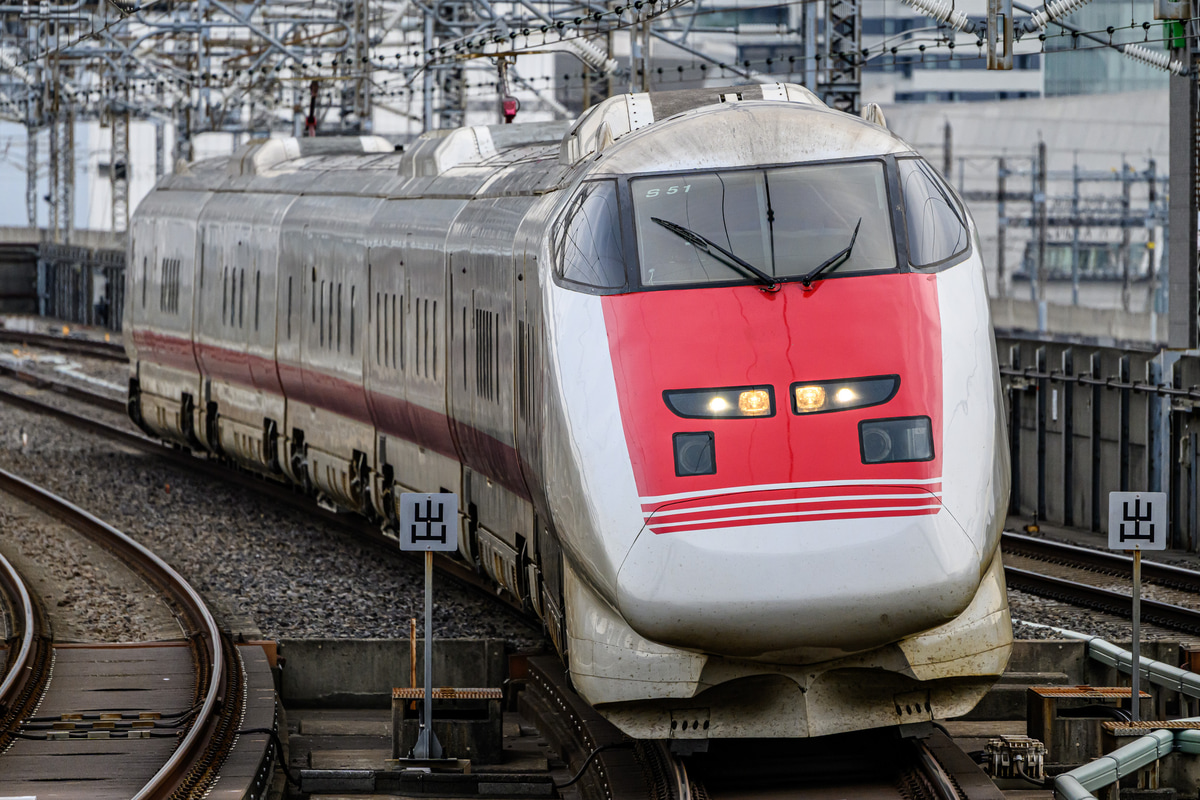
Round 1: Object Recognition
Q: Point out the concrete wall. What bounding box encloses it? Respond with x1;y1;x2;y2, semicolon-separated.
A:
278;638;509;708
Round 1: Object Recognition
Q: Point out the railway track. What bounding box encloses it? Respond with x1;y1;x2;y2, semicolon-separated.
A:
1002;532;1200;635
0;362;528;616
9;337;1199;644
520;655;998;800
0;328;127;362
0;467;275;798
0;335;1011;800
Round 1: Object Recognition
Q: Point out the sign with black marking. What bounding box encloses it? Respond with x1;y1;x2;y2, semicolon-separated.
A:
399;493;459;552
1108;491;1167;551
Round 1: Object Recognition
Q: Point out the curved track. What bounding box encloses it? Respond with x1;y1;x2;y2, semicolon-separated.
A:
0;372;527;616
0;467;239;799
0;547;50;755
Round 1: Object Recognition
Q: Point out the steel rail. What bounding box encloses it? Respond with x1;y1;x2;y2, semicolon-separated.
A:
0;330;127;362
0;466;226;800
0;382;529;617
1002;532;1200;593
0;361;127;413
1004;566;1200;635
0;546;45;754
0;550;33;703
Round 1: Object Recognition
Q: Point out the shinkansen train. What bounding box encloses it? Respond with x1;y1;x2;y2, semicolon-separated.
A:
124;82;1012;743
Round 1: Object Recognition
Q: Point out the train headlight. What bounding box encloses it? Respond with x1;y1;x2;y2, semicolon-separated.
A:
790;375;899;415
738;390;771;415
664;386;775;419
794;385;826;412
859;416;934;464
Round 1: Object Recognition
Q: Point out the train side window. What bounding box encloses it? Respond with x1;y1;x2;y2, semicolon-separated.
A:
141;256;147;308
337;282;343;352
222;268;228;323
239;268;245;328
328;280;335;349
350;286;355;355
898;157;969;268
287;277;293;339
311;269;317;323
375;292;381;365
320;280;325;347
397;295;402;370
254;271;261;332
230;269;238;325
552;180;627;292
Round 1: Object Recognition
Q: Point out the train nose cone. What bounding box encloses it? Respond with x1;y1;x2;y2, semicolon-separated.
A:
614;506;981;660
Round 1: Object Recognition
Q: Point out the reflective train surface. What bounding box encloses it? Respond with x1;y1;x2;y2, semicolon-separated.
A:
125;83;1012;742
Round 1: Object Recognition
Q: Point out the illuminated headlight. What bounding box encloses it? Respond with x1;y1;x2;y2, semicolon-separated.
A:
859;416;934;464
664;386;775;419
790;375;899;415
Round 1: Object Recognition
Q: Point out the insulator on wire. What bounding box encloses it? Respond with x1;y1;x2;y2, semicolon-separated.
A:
1025;0;1092;29
562;36;618;75
1121;42;1185;74
897;0;978;34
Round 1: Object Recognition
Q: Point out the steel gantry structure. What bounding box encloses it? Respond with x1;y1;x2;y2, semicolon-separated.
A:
1;0;877;240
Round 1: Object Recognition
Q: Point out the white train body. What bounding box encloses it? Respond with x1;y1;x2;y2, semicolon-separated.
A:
125;84;1012;741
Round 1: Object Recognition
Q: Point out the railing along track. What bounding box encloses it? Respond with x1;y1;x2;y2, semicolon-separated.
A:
0;467;236;799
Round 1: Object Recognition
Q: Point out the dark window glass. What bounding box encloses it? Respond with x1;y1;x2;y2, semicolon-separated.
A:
632;161;895;287
898;157;969;267
553;180;627;290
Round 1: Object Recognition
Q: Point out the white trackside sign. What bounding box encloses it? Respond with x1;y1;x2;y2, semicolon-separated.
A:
399;493;459;552
1108;491;1168;551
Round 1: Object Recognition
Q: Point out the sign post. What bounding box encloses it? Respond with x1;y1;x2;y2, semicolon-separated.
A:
1108;491;1167;722
399;492;459;760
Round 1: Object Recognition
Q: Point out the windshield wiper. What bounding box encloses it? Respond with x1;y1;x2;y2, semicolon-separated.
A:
800;218;862;287
651;217;777;290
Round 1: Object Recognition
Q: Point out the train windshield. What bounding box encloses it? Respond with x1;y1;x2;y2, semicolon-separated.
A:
631;161;896;287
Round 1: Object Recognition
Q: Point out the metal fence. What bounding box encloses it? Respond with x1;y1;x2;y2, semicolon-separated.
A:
37;242;125;332
999;335;1200;549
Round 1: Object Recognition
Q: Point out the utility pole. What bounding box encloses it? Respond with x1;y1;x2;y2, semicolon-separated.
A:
1121;159;1133;311
353;0;371;131
998;156;1007;298
641;17;652;92
423;7;434;132
1071;156;1080;305
25;119;37;229
1035;140;1047;330
1167;2;1198;348
803;0;818;92
943;120;952;181
63;104;73;244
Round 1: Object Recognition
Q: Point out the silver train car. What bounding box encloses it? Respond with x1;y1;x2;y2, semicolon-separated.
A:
125;83;1012;742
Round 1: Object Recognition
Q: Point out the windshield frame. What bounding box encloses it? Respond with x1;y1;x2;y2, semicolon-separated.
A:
622;154;918;292
895;152;974;273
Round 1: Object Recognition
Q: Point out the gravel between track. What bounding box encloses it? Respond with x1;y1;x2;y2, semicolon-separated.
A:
0;394;542;648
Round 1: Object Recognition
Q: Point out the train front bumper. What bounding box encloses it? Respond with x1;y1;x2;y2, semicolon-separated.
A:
614;505;982;661
567;551;1012;739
